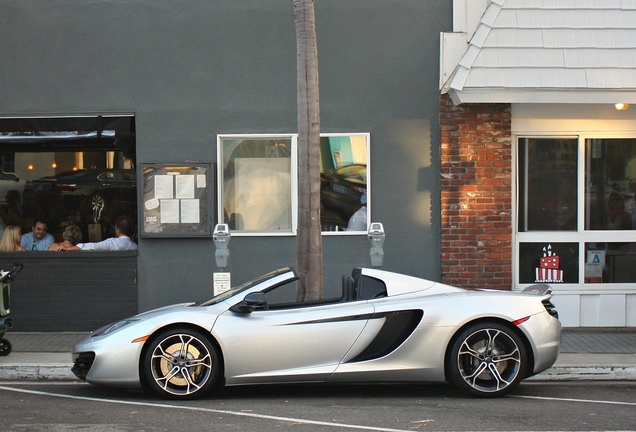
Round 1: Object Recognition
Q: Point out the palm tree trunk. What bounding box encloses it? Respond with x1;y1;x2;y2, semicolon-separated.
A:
294;0;323;301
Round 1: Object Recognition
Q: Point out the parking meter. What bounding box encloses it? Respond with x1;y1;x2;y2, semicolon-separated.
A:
213;224;231;269
368;222;385;268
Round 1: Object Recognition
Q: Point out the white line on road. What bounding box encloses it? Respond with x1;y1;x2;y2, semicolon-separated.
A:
0;385;412;432
512;394;636;406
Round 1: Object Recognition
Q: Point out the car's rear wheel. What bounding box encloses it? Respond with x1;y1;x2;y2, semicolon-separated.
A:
448;322;527;397
0;338;12;356
142;327;220;400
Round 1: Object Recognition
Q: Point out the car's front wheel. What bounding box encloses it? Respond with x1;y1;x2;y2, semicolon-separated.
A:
448;322;527;397
142;327;220;400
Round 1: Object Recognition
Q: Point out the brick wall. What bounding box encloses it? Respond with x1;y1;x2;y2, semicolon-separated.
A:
439;95;512;290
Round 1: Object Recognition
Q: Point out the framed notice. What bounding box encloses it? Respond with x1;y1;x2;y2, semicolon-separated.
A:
140;163;212;237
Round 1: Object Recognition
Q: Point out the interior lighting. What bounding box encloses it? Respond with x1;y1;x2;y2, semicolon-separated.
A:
51;162;57;169
27;164;34;170
615;103;630;111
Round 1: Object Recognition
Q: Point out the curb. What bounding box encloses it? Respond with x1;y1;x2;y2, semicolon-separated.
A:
529;365;636;381
1;364;635;382
0;364;76;381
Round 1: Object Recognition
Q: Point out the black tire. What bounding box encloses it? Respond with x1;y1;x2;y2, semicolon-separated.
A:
142;327;220;400
0;338;12;356
448;322;527;397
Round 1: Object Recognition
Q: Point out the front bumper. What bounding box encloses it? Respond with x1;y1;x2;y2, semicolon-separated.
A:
71;330;147;389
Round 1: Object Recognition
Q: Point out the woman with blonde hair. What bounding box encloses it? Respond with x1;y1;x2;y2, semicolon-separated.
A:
0;225;27;251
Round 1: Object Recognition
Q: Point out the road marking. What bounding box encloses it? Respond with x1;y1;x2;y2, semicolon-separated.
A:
512;394;636;406
0;385;411;432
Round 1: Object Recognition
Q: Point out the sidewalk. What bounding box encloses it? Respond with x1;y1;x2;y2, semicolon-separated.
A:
0;330;635;382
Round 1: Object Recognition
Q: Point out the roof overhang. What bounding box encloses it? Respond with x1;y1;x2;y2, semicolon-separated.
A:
445;88;636;106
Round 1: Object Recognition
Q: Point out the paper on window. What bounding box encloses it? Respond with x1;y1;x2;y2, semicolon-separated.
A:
160;199;180;223
180;199;200;223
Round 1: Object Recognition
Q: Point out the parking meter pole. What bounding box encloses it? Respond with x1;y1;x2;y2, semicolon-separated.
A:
367;222;385;268
213;224;231;296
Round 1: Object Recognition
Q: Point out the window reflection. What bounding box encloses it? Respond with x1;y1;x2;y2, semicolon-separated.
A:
219;134;369;233
585;139;636;230
518;138;578;231
319;135;368;232
220;138;292;232
585;242;636;283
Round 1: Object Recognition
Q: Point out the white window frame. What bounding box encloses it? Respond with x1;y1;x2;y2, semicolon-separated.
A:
513;133;636;292
217;133;370;236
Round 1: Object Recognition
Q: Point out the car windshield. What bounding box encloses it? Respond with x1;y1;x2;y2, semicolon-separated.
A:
195;267;294;306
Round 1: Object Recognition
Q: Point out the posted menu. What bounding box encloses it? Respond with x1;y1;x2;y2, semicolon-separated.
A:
141;163;211;237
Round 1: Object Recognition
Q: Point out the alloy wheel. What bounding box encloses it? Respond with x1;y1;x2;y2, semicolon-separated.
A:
145;330;218;399
449;323;526;397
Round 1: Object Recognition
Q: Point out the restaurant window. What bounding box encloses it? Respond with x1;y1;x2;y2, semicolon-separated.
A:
516;136;636;285
0;116;136;245
517;138;578;232
218;133;369;234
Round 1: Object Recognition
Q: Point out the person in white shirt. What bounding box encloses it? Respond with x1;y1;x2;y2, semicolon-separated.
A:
57;215;138;251
347;193;367;231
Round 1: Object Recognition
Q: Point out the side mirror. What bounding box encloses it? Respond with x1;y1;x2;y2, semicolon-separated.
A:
229;292;268;313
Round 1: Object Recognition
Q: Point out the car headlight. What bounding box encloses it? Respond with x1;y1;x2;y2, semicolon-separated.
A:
91;319;139;337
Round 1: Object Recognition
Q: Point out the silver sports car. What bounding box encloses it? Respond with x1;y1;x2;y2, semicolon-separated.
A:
72;267;561;399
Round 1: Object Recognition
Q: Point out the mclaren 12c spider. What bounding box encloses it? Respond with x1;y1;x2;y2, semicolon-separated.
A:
72;267;561;399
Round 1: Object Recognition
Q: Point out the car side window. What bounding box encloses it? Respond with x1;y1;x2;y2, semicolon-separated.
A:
358;275;388;300
263;279;342;310
263;280;301;309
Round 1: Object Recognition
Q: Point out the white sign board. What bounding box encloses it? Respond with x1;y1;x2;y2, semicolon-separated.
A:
213;272;231;296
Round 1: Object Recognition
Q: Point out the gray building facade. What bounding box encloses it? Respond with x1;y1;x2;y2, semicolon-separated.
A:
0;1;450;330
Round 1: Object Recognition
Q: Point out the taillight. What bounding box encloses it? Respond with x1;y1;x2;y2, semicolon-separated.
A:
54;184;77;192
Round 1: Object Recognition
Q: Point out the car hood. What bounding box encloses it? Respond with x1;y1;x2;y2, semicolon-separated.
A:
121;301;229;330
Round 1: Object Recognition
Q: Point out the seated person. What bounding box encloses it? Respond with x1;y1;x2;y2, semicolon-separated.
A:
0;225;27;251
49;225;83;251
59;216;138;251
21;218;55;251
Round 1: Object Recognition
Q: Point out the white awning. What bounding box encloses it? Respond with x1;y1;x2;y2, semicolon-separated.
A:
442;0;636;104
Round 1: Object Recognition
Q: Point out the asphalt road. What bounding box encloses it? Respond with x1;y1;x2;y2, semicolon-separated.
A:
0;381;634;431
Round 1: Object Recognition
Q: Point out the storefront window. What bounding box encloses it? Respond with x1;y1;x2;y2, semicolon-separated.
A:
517;136;636;285
585;242;636;283
519;242;579;284
219;137;293;232
518;138;578;231
319;135;368;232
585;139;636;230
0;116;136;244
218;133;369;234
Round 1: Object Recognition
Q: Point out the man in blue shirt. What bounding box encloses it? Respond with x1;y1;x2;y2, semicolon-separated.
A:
21;218;55;251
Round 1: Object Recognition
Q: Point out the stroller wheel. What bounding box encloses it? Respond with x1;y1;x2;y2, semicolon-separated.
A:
0;338;12;356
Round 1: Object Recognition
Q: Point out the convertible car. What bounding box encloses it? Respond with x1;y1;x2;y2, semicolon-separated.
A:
72;267;561;399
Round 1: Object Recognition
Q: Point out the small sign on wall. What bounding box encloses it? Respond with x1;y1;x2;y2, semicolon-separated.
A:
213;272;231;296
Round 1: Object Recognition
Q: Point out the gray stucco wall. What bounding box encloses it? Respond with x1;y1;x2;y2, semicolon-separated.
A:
1;1;449;315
